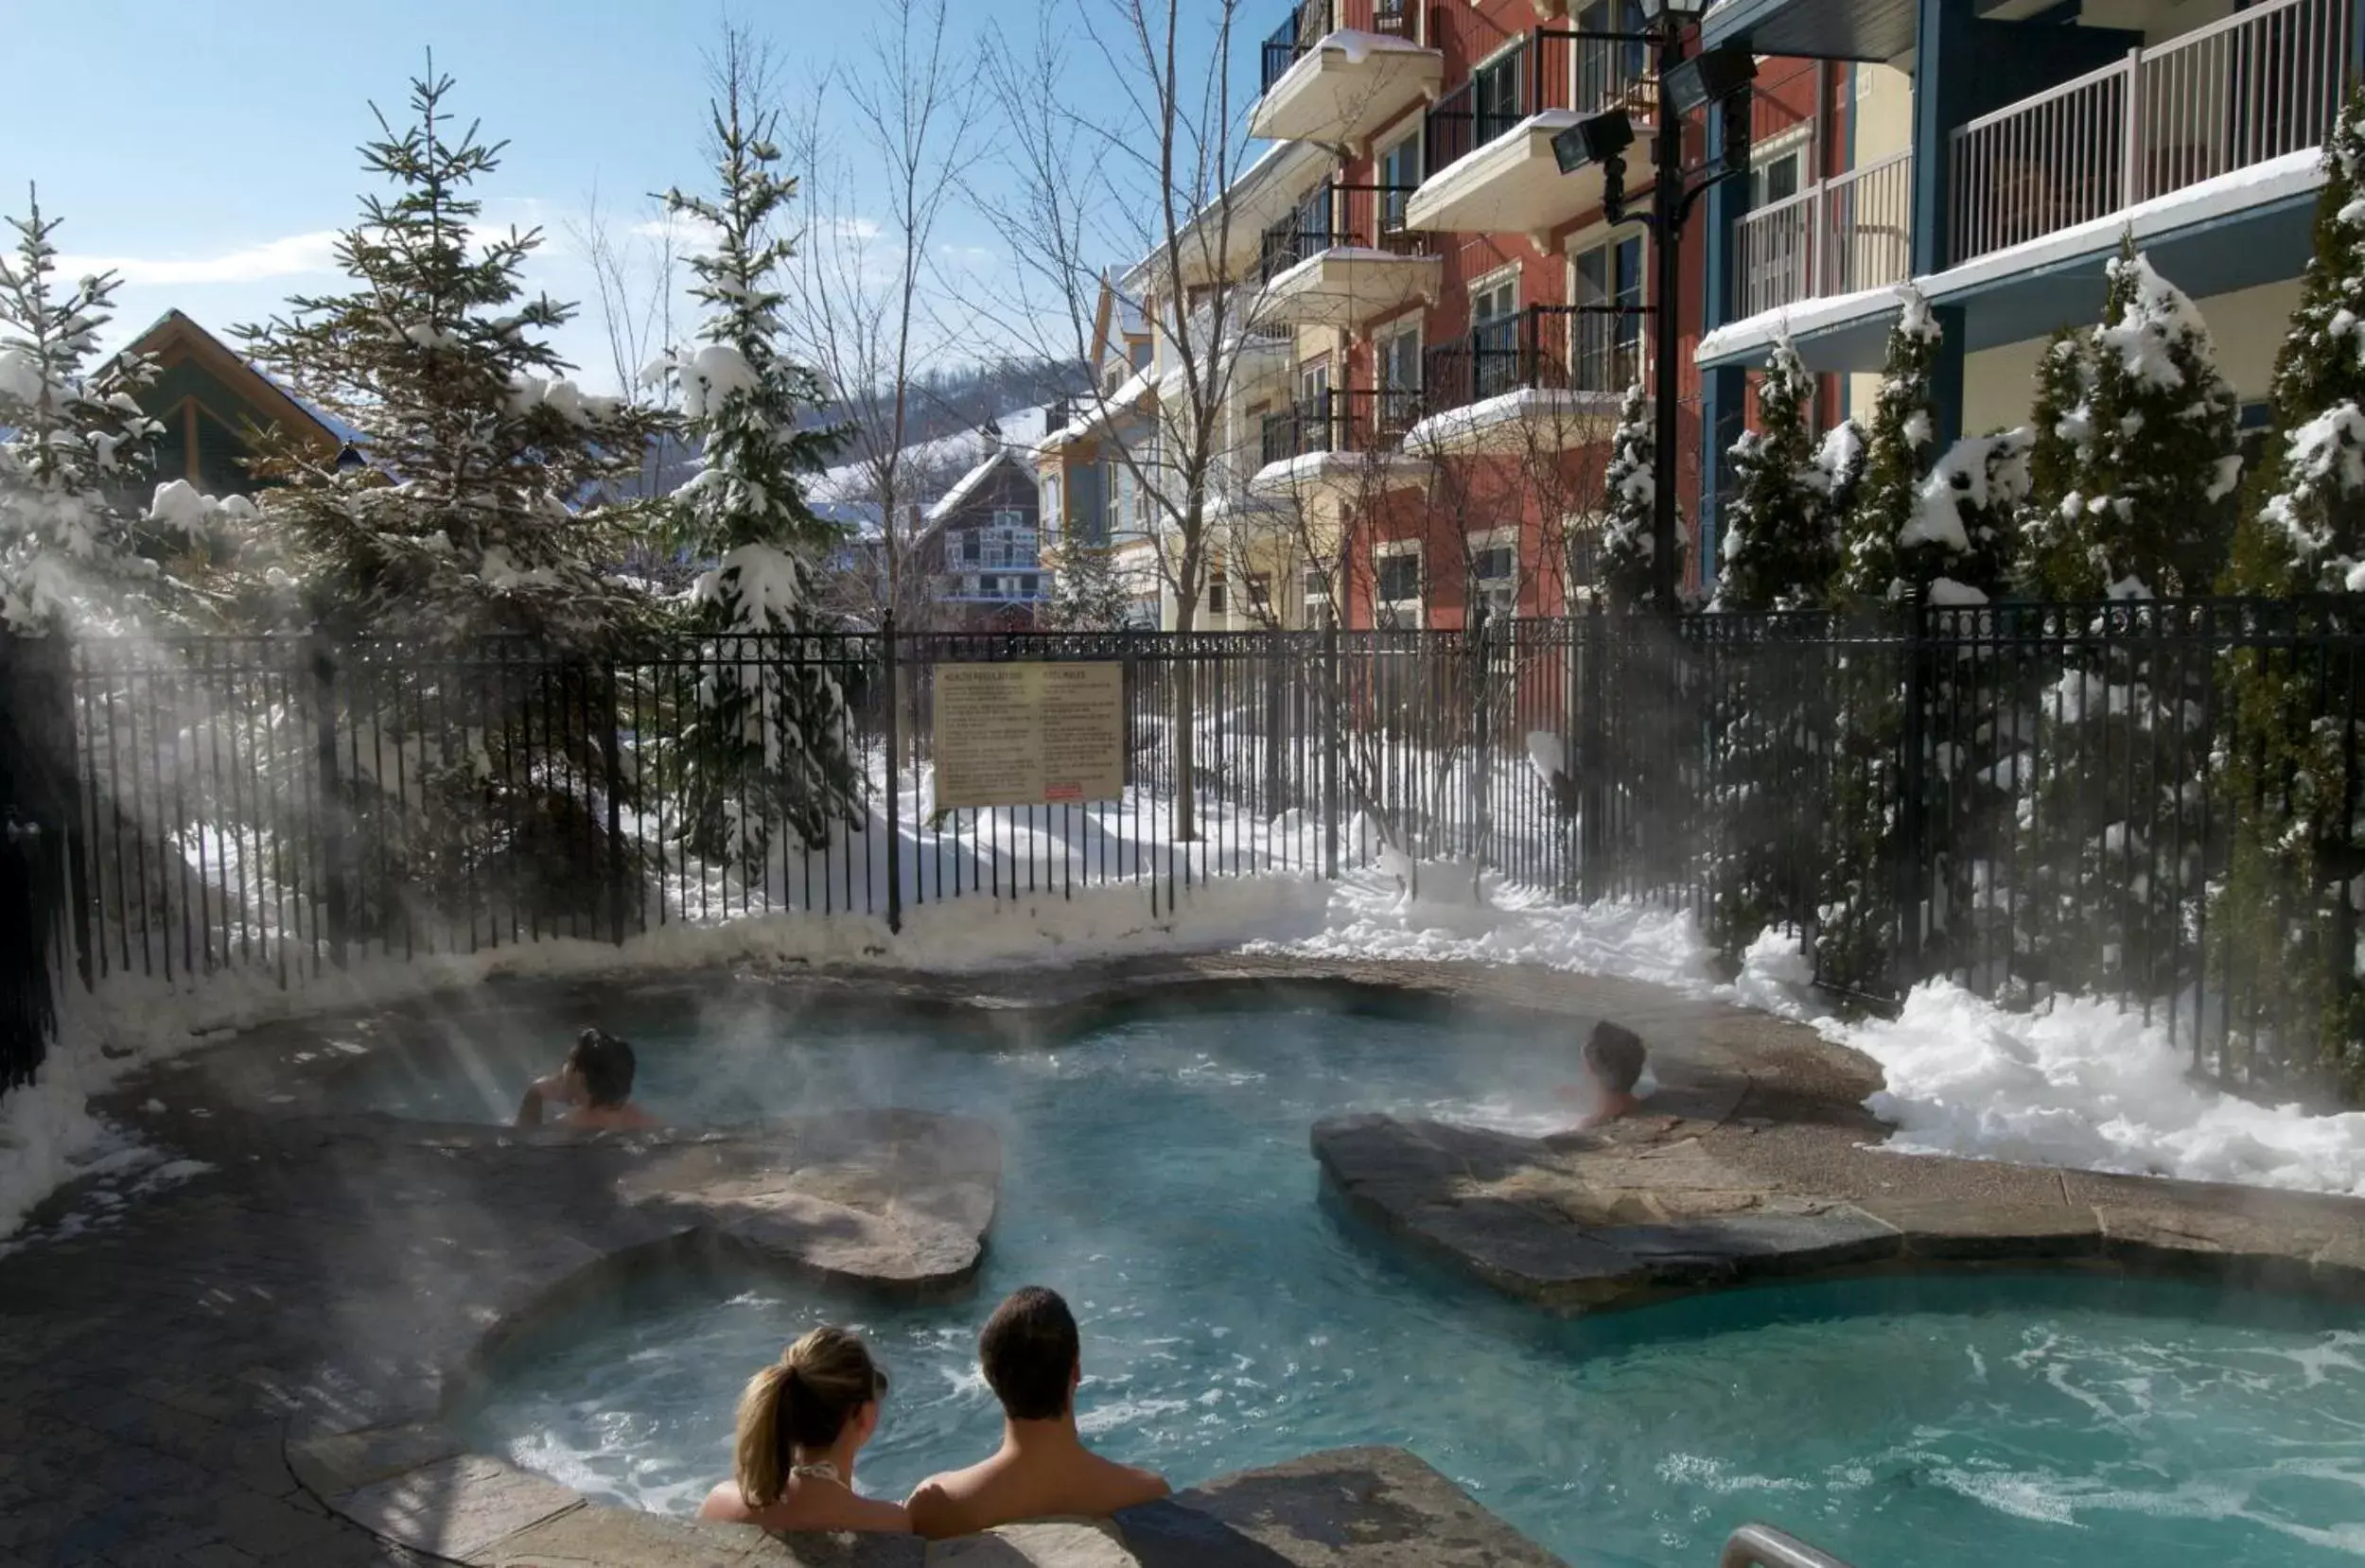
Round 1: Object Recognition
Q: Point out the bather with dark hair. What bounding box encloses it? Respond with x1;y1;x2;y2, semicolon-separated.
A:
904;1285;1169;1539
515;1028;657;1129
700;1326;909;1533
1558;1019;1650;1129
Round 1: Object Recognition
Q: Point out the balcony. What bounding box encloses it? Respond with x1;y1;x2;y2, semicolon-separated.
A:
1405;26;1658;245
1257;183;1443;329
1250;387;1432;497
1735;149;1914;318
1949;0;2351;268
1406;305;1627;454
1253;0;1444;151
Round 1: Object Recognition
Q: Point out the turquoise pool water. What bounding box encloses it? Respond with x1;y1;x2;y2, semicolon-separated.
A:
448;997;2365;1567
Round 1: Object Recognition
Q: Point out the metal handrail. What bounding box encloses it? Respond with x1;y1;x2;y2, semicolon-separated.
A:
1718;1524;1856;1568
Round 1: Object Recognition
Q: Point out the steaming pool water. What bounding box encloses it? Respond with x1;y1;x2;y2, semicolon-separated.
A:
371;994;2365;1568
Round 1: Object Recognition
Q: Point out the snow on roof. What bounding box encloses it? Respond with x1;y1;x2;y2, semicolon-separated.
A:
1417;109;1585;194
1698;148;2327;367
815;404;1051;506
925;447;1016;522
1035;369;1159;455
1401;386;1619;451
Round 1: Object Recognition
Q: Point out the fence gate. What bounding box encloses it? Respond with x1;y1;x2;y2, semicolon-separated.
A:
0;636;77;1099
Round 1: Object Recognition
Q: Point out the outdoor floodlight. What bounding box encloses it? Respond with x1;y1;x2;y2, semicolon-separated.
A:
1552;109;1635;175
1661;44;1759;117
1638;0;1709;18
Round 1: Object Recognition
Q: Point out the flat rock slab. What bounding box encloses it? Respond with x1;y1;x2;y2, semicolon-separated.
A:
1314;1110;2365;1313
1118;1446;1563;1567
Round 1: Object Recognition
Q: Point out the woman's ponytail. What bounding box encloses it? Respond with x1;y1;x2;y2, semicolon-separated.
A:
730;1327;887;1507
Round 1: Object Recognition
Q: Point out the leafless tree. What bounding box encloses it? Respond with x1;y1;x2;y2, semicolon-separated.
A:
984;0;1281;841
567;184;692;585
778;0;979;641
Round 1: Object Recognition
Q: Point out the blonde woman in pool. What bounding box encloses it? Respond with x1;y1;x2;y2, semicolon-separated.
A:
701;1327;910;1534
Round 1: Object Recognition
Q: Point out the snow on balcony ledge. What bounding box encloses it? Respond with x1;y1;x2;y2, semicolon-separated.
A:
1248;448;1432;497
1400;387;1620;454
1696;148;2328;368
1252;30;1445;148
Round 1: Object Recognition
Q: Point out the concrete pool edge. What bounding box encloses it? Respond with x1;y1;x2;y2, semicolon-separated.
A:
288;1437;1570;1566
1312;1111;2365;1315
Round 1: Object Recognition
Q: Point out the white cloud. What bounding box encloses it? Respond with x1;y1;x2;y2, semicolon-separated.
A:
629;213;726;249
56;231;343;287
831;216;883;243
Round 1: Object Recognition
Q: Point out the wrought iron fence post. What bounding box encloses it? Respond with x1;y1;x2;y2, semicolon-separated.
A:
1579;599;1606;903
603;657;626;947
310;634;349;970
1264;621;1286;818
1468;601;1491;869
1323;618;1341;880
1894;591;1931;984
882;615;902;934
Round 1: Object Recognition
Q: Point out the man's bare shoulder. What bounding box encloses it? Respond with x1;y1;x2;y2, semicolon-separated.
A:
1079;1451;1170;1511
904;1459;1002;1539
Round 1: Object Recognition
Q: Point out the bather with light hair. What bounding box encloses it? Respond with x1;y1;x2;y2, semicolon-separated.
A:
699;1326;910;1534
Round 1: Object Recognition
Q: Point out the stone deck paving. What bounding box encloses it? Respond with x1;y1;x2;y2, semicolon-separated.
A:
4;950;2356;1567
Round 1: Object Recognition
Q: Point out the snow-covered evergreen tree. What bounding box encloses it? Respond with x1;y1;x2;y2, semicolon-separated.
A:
2023;242;2242;600
652;73;858;865
1596;380;1673;611
0;189;166;634
2216;84;2365;1092
1715;338;1834;610
238;72;660;640
1816;419;1866;567
236;69;666;939
1046;543;1131;631
2015;329;2092;593
1835;287;1939;605
2016;245;2239;1006
1705;340;1840;953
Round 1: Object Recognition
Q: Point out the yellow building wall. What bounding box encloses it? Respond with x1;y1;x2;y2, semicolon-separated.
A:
1960;276;2303;433
1843;62;1917;420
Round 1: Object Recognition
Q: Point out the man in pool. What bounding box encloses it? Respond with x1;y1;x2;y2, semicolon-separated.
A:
1559;1020;1648;1129
515;1028;657;1130
903;1285;1169;1540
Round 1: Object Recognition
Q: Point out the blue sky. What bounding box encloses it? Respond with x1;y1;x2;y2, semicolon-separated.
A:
1;1;1266;392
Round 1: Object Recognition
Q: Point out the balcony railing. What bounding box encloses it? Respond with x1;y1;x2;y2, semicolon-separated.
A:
1259;0;1417;95
1735;150;1914;318
1258;388;1410;466
1424;26;1654;174
1257;183;1430;283
1420;305;1641;416
1950;0;2352;265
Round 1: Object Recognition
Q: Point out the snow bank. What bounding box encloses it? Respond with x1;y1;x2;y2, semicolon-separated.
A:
1728;934;2365;1199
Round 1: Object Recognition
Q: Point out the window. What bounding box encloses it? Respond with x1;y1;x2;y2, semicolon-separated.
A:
1020;574;1040;598
1471;270;1520;400
1207;567;1228;615
1375;546;1423;626
1247;572;1272;613
1471;534;1517;619
1750;127;1813;208
1377;133;1421;233
978;574;1000;596
1378;325;1421;432
1304;567;1333;629
1042;475;1060;527
958;531;979;564
1567;515;1605;589
1575;1;1648;113
993;508;1025;530
1130;338;1152;370
1473;45;1525;145
1573;233;1645;392
1298;357;1333;448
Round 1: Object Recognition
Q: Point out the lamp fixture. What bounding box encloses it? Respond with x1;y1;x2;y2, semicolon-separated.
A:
1550;109;1635;175
1660;43;1758;118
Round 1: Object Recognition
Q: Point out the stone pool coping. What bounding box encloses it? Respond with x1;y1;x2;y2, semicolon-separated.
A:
34;950;2365;1567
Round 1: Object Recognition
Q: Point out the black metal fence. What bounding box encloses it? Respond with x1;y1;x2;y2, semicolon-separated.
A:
7;601;2364;1105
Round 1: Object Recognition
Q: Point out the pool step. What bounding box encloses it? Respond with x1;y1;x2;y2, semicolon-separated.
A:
1720;1524;1856;1568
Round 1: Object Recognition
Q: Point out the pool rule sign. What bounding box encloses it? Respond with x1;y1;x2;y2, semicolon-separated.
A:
933;661;1126;809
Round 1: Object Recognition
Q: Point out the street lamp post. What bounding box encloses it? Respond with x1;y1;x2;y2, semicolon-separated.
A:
1553;8;1757;613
